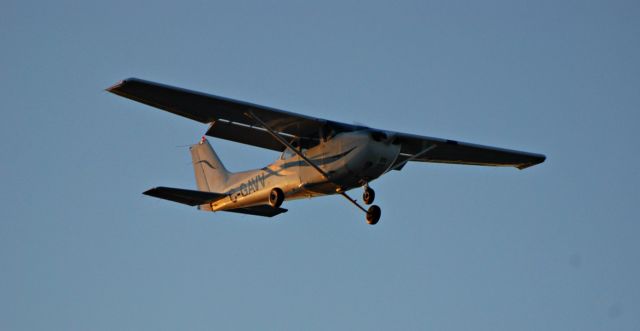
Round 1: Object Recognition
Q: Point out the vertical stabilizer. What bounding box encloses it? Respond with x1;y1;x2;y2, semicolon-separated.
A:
190;137;230;193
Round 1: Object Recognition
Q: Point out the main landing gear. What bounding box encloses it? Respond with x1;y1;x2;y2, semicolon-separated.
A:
269;188;284;208
366;205;381;225
338;185;381;225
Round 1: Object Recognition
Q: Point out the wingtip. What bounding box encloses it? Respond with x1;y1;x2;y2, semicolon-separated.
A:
142;186;161;195
105;79;125;93
517;154;547;170
105;77;140;93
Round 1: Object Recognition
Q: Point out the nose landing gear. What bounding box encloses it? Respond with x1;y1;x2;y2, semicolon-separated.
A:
363;186;375;205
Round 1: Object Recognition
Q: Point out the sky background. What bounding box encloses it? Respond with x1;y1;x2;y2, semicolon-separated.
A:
1;0;639;330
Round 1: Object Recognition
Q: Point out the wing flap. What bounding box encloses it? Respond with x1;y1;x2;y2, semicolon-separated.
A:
143;186;226;206
206;120;288;152
205;120;319;151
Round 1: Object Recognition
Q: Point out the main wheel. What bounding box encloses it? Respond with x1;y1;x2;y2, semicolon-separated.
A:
366;205;381;225
268;188;284;208
363;187;375;205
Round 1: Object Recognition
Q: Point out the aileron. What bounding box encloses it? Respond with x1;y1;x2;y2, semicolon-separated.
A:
107;78;327;137
393;132;545;170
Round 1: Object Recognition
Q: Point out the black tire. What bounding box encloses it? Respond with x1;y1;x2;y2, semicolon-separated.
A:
363;187;375;205
366;205;381;225
269;188;284;208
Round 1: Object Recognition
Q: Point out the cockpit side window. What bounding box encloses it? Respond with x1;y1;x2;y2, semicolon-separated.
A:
281;147;296;160
280;139;307;160
281;147;309;160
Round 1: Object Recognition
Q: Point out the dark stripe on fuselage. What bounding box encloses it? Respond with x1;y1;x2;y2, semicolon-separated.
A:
280;146;356;170
225;147;356;203
227;173;267;202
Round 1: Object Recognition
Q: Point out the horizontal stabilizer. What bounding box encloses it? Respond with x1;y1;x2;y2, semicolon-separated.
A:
143;186;225;206
224;205;288;217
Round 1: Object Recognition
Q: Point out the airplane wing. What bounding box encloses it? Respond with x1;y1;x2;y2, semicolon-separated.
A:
108;78;544;169
390;132;546;170
107;78;328;151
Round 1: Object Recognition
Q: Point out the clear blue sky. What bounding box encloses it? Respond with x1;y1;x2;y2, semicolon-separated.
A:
2;0;639;330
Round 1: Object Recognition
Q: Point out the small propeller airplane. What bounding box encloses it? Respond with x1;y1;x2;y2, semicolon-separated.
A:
107;78;545;225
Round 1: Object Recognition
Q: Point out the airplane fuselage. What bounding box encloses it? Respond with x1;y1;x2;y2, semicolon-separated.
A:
210;130;401;212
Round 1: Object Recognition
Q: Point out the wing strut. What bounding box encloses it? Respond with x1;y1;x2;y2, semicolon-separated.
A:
388;144;438;172
244;111;330;180
244;111;369;214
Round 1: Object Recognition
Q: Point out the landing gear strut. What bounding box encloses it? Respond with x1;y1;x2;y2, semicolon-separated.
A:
363;186;375;205
338;190;382;225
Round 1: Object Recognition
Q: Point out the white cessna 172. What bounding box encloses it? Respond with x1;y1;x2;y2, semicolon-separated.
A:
107;78;545;225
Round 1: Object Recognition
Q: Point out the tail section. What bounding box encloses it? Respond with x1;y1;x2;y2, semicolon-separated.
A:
144;137;288;217
190;137;230;193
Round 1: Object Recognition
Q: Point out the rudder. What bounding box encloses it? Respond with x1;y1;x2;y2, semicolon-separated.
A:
190;137;229;193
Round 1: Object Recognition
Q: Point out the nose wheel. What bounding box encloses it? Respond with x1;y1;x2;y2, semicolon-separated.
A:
363;187;375;205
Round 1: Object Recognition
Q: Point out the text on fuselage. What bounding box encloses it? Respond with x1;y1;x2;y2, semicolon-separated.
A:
227;173;266;202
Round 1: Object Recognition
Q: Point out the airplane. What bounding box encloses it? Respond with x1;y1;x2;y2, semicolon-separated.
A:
107;78;545;225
